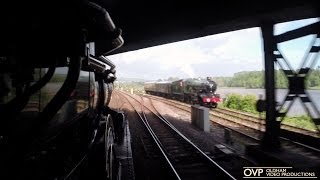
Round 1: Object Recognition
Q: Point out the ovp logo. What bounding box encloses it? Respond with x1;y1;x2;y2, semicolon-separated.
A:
244;168;264;177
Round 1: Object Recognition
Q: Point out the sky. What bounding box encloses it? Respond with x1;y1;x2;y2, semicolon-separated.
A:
107;18;319;81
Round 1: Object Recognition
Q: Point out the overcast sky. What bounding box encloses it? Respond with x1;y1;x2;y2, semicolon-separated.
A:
108;18;319;80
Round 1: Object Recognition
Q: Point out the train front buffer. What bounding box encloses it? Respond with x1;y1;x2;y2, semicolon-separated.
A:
201;96;222;108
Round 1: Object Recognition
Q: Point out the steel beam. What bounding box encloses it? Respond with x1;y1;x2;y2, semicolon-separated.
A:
275;22;319;43
261;21;281;150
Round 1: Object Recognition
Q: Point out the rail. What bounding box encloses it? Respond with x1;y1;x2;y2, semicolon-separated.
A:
115;91;181;180
144;94;320;154
118;91;236;180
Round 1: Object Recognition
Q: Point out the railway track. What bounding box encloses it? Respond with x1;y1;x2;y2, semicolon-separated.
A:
144;94;262;141
144;94;319;138
117;91;235;180
111;92;127;111
114;92;179;180
115;92;320;176
143;94;320;154
213;108;319;138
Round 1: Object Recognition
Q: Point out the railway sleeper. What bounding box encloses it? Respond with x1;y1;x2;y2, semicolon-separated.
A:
161;142;184;148
168;152;192;157
177;169;214;180
159;138;180;143
177;167;211;174
281;142;320;160
166;149;192;154
173;156;203;164
175;162;208;169
139;137;160;159
165;145;184;151
215;144;234;155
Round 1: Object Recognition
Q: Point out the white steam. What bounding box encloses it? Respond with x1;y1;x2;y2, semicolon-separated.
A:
180;64;195;78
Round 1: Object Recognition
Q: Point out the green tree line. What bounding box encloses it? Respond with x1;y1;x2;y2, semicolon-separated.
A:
212;69;320;89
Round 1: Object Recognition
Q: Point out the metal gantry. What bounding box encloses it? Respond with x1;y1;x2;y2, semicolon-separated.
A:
261;20;320;150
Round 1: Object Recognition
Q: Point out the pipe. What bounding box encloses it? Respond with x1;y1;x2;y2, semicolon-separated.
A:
0;65;56;117
37;57;81;125
99;55;116;72
86;1;124;55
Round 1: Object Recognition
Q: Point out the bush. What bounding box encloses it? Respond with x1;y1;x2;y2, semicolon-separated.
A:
224;94;242;110
240;95;256;113
223;94;257;113
223;94;318;131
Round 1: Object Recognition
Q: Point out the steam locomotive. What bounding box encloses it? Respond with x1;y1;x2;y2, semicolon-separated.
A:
144;77;221;108
0;2;131;179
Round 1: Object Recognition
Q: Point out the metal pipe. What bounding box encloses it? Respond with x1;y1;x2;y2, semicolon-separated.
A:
88;56;107;73
86;2;124;55
99;55;116;71
1;65;56;117
38;57;81;125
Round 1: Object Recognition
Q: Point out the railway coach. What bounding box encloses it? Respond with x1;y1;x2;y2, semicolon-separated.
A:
144;81;172;97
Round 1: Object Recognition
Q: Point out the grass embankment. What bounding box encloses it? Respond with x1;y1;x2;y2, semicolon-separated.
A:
221;93;318;132
309;86;320;90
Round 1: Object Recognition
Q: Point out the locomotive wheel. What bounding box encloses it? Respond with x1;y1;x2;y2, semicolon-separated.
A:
105;126;114;174
107;144;120;180
106;127;114;155
105;115;114;153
